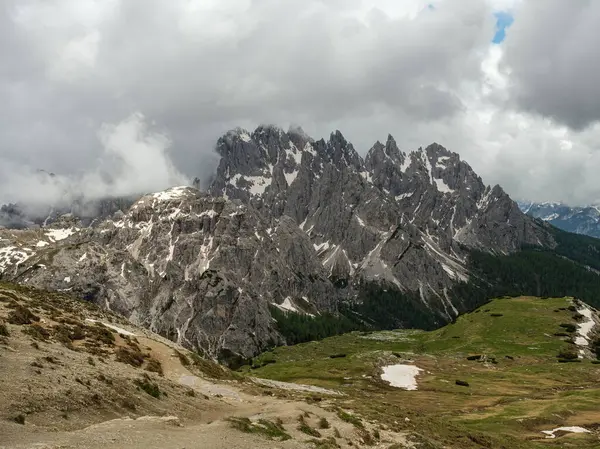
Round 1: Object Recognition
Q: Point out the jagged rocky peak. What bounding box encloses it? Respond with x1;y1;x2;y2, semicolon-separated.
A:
365;134;405;167
364;135;409;195
209;125;546;290
323;130;363;170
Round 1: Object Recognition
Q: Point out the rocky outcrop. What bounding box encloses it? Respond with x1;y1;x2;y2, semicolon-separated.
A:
4;187;345;365
0;126;556;363
209;127;553;305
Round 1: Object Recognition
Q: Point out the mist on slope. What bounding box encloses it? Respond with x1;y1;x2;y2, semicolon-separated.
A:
0;113;191;219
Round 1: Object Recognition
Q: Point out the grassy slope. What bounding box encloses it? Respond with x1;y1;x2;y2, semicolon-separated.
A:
244;297;600;448
0;281;235;430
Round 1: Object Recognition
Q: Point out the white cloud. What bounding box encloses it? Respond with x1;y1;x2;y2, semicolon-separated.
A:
0;113;189;208
1;0;600;207
50;30;101;80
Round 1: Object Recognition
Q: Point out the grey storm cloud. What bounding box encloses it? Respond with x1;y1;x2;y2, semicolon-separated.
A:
1;0;600;206
501;0;600;130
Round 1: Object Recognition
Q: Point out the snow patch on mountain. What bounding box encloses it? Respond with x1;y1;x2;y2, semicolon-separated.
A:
434;178;454;194
46;227;78;242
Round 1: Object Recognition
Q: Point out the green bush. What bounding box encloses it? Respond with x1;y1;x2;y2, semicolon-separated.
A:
0;321;9;337
134;377;161;398
226;417;291;441
23;324;50;341
559;323;577;333
556;349;579;360
145;358;163;376
297;415;321;437
8;305;39;325
116;347;145;367
318;417;331;429
337;409;363;428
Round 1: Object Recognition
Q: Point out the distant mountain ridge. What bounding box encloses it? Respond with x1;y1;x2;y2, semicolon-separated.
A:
0;168;139;230
518;201;600;239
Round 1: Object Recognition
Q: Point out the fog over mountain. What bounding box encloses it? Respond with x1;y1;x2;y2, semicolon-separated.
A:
0;113;189;213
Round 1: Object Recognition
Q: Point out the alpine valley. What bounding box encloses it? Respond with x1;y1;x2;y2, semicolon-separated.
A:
2;126;600;367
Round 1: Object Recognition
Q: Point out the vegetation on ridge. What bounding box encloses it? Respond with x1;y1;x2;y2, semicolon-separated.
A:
246;296;600;448
270;226;600;349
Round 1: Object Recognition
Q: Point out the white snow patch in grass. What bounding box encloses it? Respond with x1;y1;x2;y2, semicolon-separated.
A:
574;303;595;349
541;426;590;439
36;241;49;248
355;215;366;227
381;364;423;390
63;276;71;283
79;253;87;262
85;319;136;337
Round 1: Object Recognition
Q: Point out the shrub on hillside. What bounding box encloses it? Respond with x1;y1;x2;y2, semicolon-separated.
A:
134;376;161;398
318;417;331;429
88;324;115;345
591;337;600;359
559;323;577;333
23;324;50;341
0;321;9;337
116;346;145;367
13;414;25;425
556;349;579;360
145;358;163;376
8;305;39;325
297;415;321;437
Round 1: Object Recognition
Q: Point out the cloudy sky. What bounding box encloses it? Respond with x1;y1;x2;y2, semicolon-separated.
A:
1;0;600;205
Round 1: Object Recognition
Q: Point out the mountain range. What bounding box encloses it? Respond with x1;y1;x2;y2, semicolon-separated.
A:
1;126;600;366
518;201;600;239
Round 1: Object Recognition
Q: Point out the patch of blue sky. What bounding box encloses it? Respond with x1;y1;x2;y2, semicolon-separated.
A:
493;11;514;44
